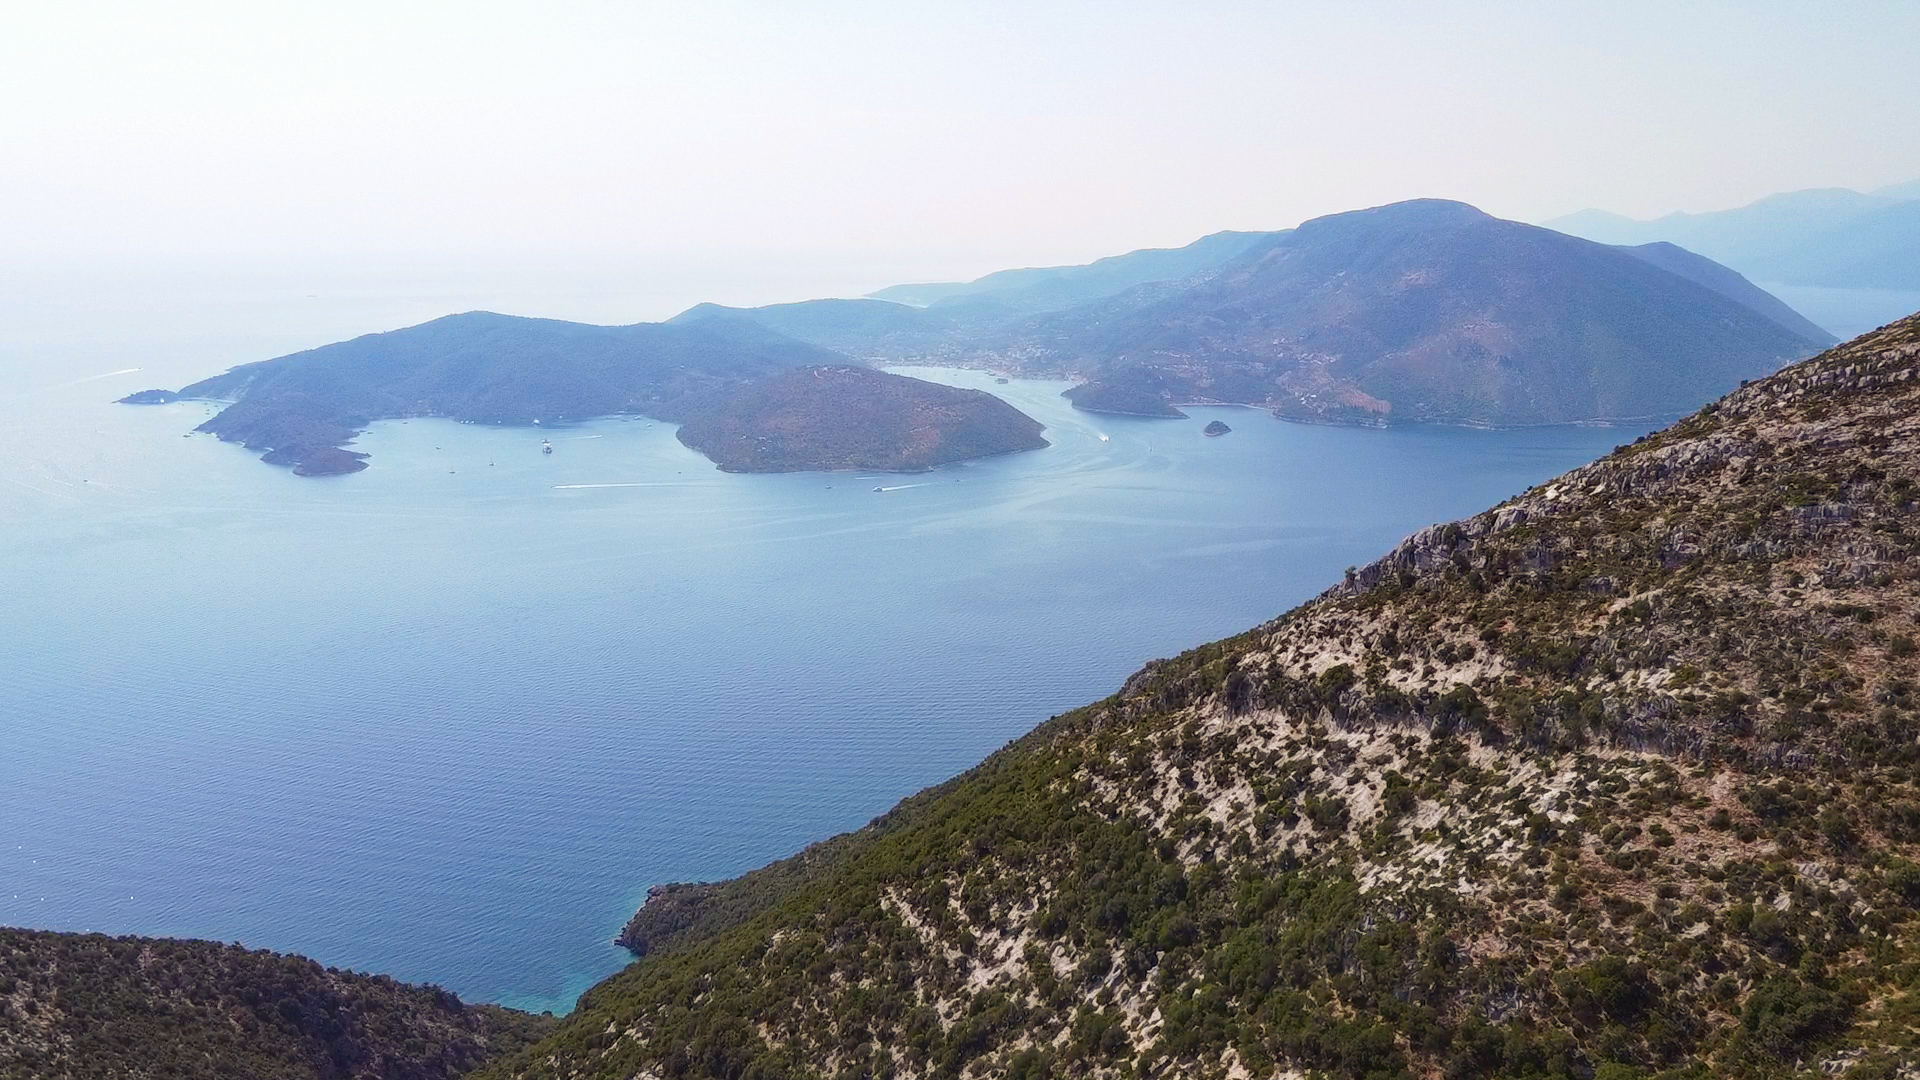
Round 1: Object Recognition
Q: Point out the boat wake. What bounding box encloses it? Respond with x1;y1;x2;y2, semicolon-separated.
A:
552;482;688;490
44;367;143;391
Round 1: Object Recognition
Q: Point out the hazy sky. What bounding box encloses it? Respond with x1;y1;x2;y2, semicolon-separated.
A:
4;1;1918;311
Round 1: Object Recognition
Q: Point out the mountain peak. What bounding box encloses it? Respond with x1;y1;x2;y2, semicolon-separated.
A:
1299;197;1493;232
1032;202;1821;427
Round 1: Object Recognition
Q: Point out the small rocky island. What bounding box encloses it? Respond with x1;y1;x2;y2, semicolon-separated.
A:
1203;419;1231;436
117;388;180;405
121;311;1047;476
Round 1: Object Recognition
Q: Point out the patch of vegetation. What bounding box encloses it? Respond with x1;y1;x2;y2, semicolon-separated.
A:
0;929;554;1080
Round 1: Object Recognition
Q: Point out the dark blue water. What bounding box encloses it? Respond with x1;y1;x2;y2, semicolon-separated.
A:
0;298;1652;1014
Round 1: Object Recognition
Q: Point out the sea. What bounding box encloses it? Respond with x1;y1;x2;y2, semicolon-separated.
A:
4;265;1897;1015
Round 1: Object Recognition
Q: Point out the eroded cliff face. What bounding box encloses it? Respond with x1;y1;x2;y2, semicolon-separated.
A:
485;314;1920;1080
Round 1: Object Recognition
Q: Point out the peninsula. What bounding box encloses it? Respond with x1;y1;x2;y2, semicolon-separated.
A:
121;312;1048;476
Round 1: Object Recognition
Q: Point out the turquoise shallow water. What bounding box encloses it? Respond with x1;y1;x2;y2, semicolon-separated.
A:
0;291;1656;1014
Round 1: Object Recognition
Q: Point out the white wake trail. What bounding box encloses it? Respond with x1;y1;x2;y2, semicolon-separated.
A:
43;367;143;390
553;482;690;490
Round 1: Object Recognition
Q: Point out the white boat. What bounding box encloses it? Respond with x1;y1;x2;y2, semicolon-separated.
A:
542;439;553;454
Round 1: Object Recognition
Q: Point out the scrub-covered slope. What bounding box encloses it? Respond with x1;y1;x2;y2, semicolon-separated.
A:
0;928;554;1080
486;310;1920;1080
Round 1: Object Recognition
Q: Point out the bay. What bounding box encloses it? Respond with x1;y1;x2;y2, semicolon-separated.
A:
0;281;1652;1014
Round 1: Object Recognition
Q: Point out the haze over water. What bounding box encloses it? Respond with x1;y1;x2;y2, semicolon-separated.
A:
0;280;1657;1014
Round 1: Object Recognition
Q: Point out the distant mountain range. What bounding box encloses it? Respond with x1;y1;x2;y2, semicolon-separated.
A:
1611;240;1833;343
661;230;1283;358
696;200;1832;427
868;230;1278;314
121;313;1048;476
1546;180;1920;290
125;197;1837;475
1026;200;1831;425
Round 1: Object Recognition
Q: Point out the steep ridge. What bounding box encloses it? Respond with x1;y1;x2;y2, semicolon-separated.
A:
0;928;554;1079
1018;200;1829;426
1614;241;1836;345
484;312;1920;1080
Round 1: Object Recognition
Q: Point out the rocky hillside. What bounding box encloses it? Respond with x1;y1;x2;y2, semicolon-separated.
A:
674;365;1048;472
0;928;554;1079
482;311;1920;1079
1029;200;1829;426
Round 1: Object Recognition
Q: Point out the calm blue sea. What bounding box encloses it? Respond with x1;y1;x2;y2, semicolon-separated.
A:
0;275;1660;1014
